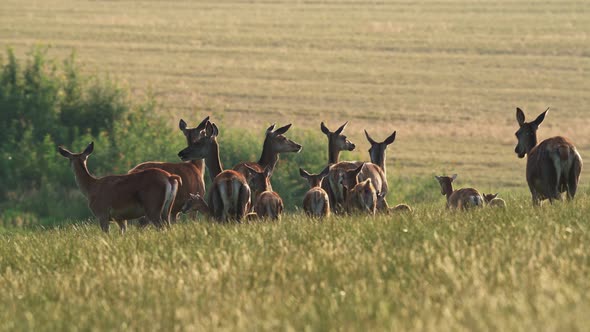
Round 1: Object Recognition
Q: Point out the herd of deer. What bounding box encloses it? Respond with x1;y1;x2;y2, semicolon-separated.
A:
58;107;582;233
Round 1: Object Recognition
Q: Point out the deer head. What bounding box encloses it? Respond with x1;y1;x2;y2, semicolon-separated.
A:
263;123;302;154
339;163;365;192
482;193;499;203
179;116;210;145
58;142;94;167
435;174;457;197
244;165;273;195
299;166;331;188
514;107;548;159
365;130;396;171
178;121;218;161
321;121;356;163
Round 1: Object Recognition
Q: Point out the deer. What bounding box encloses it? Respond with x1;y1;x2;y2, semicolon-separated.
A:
365;129;399;210
181;193;259;221
320;122;387;214
129;116;209;225
58;142;181;234
299;166;331;218
435;174;484;210
177;121;251;222
244;165;284;220
339;163;378;215
514;107;583;206
233;123;301;208
482;193;507;208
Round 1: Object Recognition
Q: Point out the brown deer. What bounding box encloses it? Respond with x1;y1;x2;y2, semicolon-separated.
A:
365;129;398;210
244;165;284;220
514;107;583;205
482;193;507;208
129;116;209;223
233;123;301;208
339;163;377;215
320;122;387;213
177;122;251;222
58;142;181;233
299;166;331;218
435;174;484;210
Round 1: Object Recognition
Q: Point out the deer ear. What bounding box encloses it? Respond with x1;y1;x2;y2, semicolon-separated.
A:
434;175;441;182
319;165;331;178
273;123;292;136
58;146;72;158
364;130;377;145
213;122;219;137
196;116;210;131
264;166;273;178
179;119;188;132
320;122;330;135
299;168;310;178
516;108;526;126
266;123;276;135
532;109;548;128
384;131;396;145
353;163;365;176
334;121;348;135
451;174;457;181
82;142;94;156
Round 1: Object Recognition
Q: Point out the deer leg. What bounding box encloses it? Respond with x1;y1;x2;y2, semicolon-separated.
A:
137;217;150;228
116;220;127;235
235;185;250;223
98;217;110;233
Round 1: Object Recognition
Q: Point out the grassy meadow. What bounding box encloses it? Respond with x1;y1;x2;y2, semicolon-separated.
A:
1;0;590;330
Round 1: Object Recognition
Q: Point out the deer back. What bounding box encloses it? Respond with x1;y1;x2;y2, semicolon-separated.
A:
448;188;483;210
208;170;251;222
526;136;582;200
303;187;330;218
254;191;284;220
346;178;377;215
130;161;205;217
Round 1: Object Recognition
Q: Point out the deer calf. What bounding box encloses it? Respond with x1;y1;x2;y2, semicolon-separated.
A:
340;163;377;215
299;166;331;218
435;174;483;210
245;166;284;220
482;193;507;208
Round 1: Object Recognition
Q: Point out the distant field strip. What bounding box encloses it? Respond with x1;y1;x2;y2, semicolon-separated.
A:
1;0;588;188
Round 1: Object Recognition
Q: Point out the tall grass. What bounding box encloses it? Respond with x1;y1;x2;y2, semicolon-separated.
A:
1;195;589;331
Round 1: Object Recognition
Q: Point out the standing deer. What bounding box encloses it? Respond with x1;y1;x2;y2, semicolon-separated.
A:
435;174;484;210
58;142;181;233
365;129;398;210
482;193;507;208
514;107;582;205
129;116;209;224
320;122;387;213
339;163;377;215
233;123;301;208
177;122;251;222
244;165;284;220
299;166;331;218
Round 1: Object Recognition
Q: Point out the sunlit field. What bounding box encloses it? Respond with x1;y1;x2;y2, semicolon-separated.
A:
1;0;589;330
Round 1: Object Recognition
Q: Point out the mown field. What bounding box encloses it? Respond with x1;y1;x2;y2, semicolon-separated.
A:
1;0;589;189
1;0;589;330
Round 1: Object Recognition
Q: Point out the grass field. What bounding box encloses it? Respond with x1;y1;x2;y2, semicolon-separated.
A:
1;197;590;331
1;0;589;330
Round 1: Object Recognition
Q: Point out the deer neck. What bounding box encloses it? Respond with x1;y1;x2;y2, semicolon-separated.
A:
190;159;205;181
444;185;454;202
70;160;97;197
205;140;223;182
525;135;539;156
258;139;279;171
328;143;340;164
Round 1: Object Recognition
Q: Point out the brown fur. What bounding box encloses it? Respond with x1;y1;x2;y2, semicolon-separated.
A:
244;165;284;220
346;178;378;215
58;142;180;233
482;193;507;208
178;122;251;222
129;117;209;223
300;166;331;218
233;123;301;207
389;203;413;214
435;174;484;210
515;108;583;205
